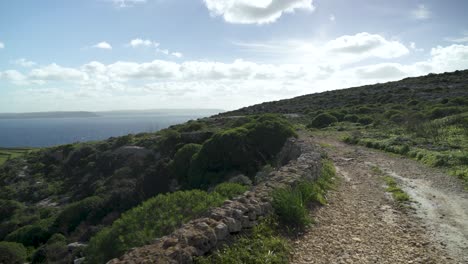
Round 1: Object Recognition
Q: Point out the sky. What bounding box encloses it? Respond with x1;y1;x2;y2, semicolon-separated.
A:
1;0;468;113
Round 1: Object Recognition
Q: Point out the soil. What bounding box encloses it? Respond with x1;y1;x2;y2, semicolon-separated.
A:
291;132;468;264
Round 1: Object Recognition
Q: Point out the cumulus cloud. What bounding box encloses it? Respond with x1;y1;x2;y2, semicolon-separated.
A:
411;4;430;20
0;42;4;49
111;0;146;8
2;43;468;111
171;52;183;58
0;70;28;85
129;38;158;48
29;63;87;81
12;58;37;67
128;38;182;58
326;32;409;58
203;0;314;24
93;41;112;49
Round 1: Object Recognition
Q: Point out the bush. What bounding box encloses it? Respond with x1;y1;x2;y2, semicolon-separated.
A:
358;116;373;125
272;187;309;229
213;182;249;198
0;241;27;264
328;111;345;121
5;223;51;247
189;115;296;189
428;107;462;119
85;190;227;264
308;113;338;128
343;114;359;123
170;143;202;183
52;196;104;234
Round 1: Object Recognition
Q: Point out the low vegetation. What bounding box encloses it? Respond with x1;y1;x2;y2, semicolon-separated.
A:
195;218;290;264
383;176;410;202
0;114;295;263
86;182;248;263
196;159;335;263
0;148;31;166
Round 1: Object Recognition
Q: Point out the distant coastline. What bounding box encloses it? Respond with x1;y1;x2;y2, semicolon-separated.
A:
0;109;224;119
0;111;99;119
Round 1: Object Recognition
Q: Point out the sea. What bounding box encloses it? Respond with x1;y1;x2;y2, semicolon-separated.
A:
0;111;220;148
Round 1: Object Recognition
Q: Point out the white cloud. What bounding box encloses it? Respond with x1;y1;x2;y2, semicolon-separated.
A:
129;38;158;48
12;58;37;67
235;32;409;65
445;32;468;43
0;42;4;49
203;0;314;24
93;41;112;50
409;42;424;52
411;4;430;20
3;43;468;111
171;52;183;58
326;32;409;58
111;0;146;8
329;14;335;22
0;70;28;85
29;63;87;81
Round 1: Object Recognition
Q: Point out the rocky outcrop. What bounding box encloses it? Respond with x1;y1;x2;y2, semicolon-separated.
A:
108;138;322;264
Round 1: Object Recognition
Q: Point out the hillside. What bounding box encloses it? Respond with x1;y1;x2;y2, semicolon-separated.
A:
1;70;467;264
221;70;468;116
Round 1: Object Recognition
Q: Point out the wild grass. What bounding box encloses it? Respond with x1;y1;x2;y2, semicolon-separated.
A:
383;176;410;202
272;159;335;230
195;218;290;264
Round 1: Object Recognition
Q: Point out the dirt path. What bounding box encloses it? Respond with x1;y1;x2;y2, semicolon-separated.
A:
291;133;468;264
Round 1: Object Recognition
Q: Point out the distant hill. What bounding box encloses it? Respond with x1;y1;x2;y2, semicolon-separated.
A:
0;111;99;119
220;70;468;116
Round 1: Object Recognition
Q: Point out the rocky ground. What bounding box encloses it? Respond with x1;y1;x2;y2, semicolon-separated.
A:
291;132;468;264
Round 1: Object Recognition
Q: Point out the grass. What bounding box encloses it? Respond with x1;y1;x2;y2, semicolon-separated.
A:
0;148;32;166
383;176;410;202
272;159;335;231
195;218;290;264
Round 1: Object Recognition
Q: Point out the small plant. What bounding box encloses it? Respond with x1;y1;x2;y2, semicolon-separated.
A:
383;176;410;202
212;182;249;198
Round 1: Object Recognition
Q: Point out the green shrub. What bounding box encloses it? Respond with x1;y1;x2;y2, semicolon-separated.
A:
195;219;290;264
272;187;309;229
52;196;104;234
428;107;462;119
213;182;249;199
170;143;202;183
308;113;338;128
85;190;227;264
0;241;27;264
328;111;345;121
0;199;24;222
343;114;359;123
5;223;51;247
189;115;296;188
358;116;373;125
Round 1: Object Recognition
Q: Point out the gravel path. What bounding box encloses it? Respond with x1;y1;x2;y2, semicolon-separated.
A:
291;133;468;264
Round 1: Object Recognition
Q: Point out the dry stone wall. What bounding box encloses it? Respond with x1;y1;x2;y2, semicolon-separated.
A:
108;138;322;264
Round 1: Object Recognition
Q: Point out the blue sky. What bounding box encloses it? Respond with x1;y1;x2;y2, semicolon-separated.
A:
1;0;468;112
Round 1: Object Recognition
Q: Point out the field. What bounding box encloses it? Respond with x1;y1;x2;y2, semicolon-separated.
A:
0;148;32;166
